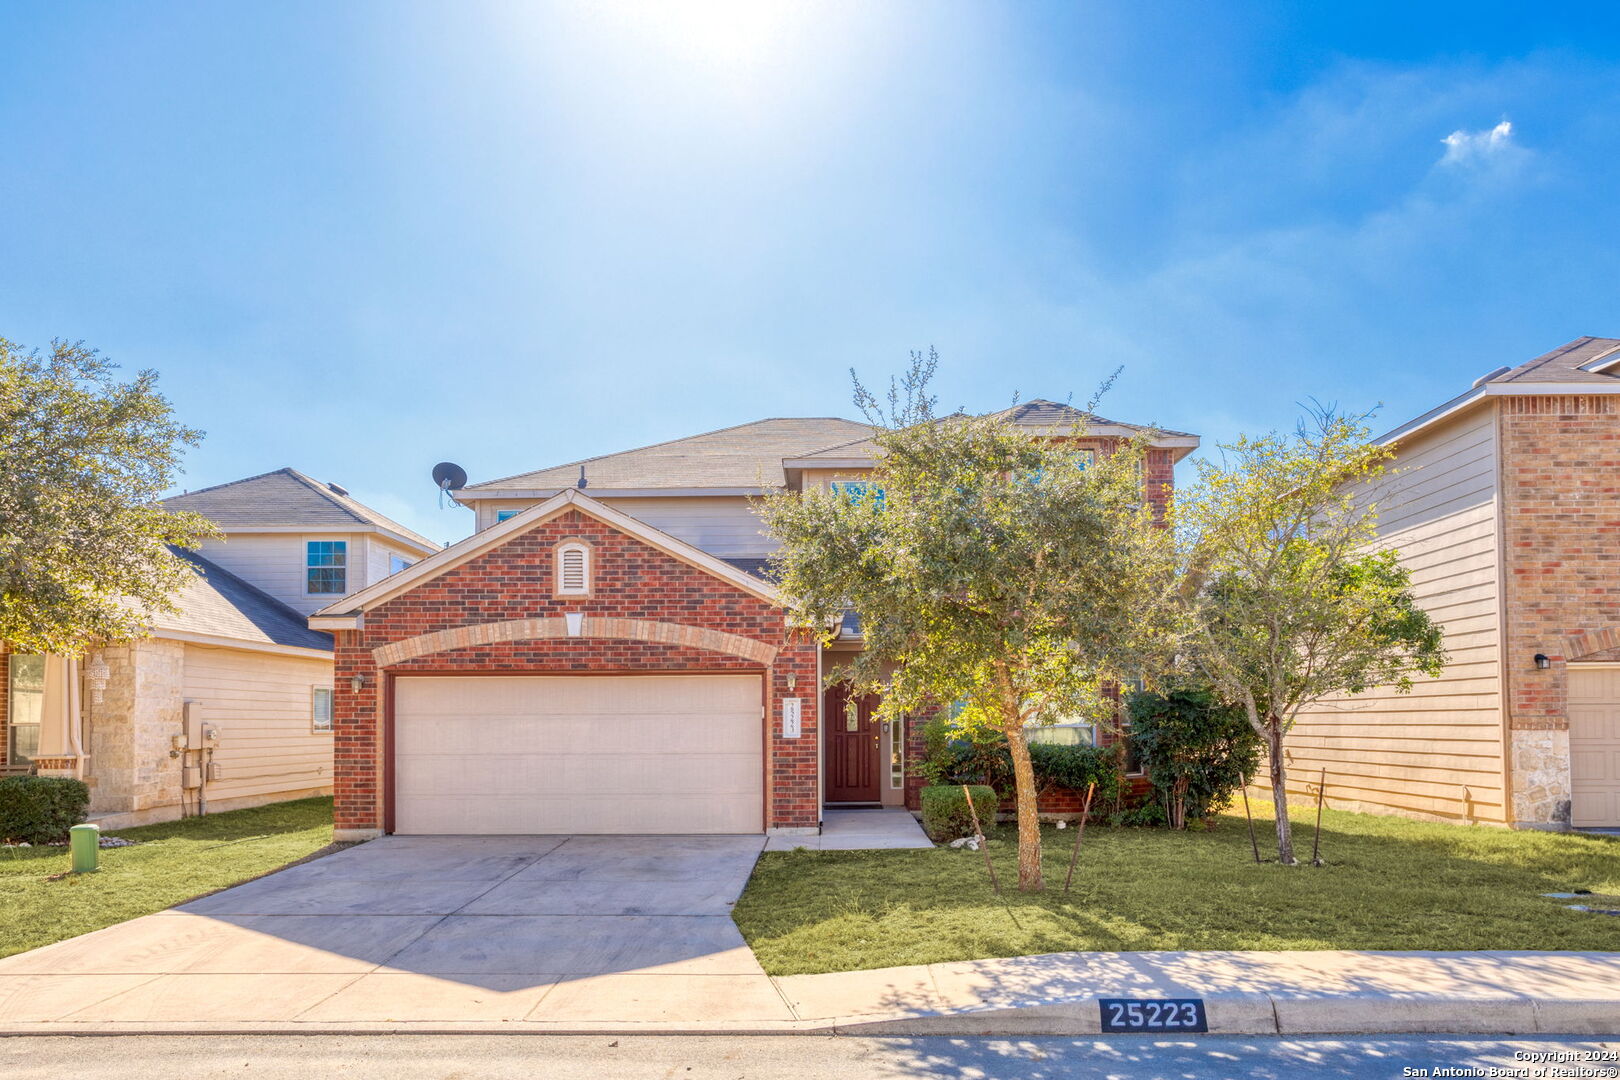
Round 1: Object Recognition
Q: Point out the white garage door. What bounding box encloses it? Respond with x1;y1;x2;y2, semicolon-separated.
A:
393;674;763;834
1570;666;1620;829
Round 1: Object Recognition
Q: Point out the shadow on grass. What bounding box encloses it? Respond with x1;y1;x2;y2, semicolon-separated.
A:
734;808;1620;975
0;796;333;869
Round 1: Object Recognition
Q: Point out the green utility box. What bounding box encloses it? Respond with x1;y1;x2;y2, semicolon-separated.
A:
70;823;100;873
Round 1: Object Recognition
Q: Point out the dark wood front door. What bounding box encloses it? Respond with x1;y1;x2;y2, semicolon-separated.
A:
824;683;882;803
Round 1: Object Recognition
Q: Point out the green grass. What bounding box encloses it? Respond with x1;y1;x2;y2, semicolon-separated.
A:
733;805;1620;976
0;796;334;959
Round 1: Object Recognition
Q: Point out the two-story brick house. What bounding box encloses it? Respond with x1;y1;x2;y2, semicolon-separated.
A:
1268;338;1620;831
313;404;1199;840
1;468;438;827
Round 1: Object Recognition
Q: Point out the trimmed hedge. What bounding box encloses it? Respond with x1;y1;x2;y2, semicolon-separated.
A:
920;784;999;842
0;776;91;844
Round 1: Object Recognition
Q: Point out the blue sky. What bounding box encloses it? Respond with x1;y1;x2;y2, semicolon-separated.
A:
3;1;1618;544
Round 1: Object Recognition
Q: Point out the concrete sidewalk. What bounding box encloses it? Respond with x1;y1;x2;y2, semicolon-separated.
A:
2;946;1617;1035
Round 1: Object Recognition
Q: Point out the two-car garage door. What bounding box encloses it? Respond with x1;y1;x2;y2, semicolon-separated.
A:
392;674;764;834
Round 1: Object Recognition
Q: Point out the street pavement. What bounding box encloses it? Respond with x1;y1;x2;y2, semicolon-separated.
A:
3;1034;1618;1079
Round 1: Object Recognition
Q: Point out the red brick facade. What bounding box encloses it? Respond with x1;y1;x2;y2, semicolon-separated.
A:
1499;394;1620;731
331;507;820;835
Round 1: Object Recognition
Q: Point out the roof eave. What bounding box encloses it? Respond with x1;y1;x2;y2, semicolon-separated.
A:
149;626;334;659
451;486;775;502
1379;380;1620;446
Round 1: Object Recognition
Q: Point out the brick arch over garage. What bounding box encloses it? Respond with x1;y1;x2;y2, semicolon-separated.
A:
371;616;779;668
1565;625;1620;662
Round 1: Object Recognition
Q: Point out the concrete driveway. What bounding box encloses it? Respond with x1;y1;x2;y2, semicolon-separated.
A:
0;834;792;1026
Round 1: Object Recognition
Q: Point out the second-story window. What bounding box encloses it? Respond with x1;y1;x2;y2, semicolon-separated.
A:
496;510;521;523
389;554;412;575
556;541;590;595
307;540;347;594
831;481;885;508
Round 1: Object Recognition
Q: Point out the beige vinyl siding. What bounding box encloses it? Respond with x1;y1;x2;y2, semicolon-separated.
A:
181;644;332;804
195;532;416;614
193;534;315;613
475;496;776;557
1260;406;1507;824
599;497;772;557
365;536;422;584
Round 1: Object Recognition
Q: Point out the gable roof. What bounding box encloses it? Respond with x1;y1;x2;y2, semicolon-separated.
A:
1481;336;1620;385
1380;336;1620;446
164;468;439;554
150;547;333;654
783;399;1201;467
459;418;873;495
310;488;779;627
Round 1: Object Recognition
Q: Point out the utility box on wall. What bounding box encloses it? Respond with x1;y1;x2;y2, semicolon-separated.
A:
183;701;205;747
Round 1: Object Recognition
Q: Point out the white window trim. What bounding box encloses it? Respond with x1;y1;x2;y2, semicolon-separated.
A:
555;541;591;596
304;538;349;597
311;686;334;734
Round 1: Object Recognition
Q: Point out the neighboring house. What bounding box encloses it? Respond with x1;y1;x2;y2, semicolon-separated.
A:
1;468;439;828
1272;337;1620;831
313;405;1199;839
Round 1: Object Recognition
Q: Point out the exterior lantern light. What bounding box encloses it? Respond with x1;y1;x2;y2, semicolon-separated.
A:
85;651;110;704
350;673;366;692
1533;653;1551;670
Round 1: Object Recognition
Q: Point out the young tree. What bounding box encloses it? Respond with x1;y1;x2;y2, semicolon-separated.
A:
0;338;217;656
1179;411;1445;865
759;352;1178;890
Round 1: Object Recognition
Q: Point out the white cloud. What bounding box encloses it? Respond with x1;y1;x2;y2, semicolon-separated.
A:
1440;119;1515;165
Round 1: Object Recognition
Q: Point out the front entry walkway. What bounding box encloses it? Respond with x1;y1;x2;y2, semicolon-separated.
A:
0;834;791;1026
765;809;934;851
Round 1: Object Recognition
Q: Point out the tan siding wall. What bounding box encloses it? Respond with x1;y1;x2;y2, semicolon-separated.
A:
181;644;333;804
1260;406;1507;824
600;497;772;557
195;532;407;614
475;496;776;558
194;534;311;612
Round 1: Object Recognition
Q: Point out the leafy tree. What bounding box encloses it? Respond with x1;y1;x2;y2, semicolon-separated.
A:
1178;410;1445;864
0;339;217;655
1126;683;1262;828
760;352;1178;890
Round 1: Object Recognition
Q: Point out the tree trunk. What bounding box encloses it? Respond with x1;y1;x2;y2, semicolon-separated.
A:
1004;724;1045;891
1266;721;1297;865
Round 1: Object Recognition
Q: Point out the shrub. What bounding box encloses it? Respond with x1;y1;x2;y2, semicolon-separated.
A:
1027;741;1120;796
0;776;91;844
919;784;999;842
1126;685;1263;828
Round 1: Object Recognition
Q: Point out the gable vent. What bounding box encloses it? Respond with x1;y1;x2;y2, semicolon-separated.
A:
557;543;590;595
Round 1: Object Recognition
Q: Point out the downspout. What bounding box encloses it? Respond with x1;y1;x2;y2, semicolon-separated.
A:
65;656;85;780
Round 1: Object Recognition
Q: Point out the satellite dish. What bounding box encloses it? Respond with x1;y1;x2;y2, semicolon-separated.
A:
431;462;468;492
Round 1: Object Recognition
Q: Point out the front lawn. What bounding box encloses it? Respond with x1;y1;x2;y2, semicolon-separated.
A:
733;804;1620;976
0;796;335;960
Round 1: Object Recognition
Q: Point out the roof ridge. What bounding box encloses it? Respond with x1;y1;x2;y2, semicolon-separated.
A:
167;466;301;501
279;468;374;526
464;416;865;490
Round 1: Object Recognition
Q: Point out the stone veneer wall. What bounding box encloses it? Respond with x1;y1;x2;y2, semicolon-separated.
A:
87;638;185;815
1499;393;1620;826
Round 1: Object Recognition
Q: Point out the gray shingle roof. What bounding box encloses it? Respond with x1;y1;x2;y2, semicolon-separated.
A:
164;468;437;552
463;418;873;492
150;547;333;652
1482;337;1620;385
787;399;1195;464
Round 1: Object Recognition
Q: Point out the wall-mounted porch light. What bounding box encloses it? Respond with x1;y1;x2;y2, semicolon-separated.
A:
1533;653;1551;670
350;673;366;692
